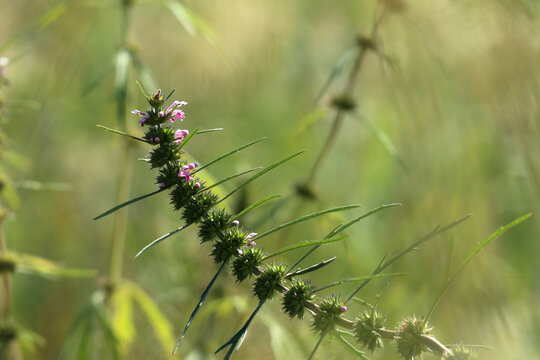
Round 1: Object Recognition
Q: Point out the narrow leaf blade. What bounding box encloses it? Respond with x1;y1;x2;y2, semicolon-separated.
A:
194;137;266;174
218;151;304;204
94;189;163;221
134;223;193;258
254;205;360;242
264;235;348;260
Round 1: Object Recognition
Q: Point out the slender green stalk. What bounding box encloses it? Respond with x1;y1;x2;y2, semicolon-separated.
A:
305;10;386;186
109;0;133;286
0;217;10;321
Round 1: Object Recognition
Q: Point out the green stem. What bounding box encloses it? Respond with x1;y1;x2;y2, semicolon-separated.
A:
305;11;386;187
108;0;133;287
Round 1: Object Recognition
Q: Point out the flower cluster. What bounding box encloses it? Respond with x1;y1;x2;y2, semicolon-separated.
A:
121;89;473;360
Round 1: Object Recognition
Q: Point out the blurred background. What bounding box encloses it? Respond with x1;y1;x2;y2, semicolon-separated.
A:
0;0;538;359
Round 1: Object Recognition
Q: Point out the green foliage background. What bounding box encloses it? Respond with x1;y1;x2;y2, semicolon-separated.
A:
0;0;538;359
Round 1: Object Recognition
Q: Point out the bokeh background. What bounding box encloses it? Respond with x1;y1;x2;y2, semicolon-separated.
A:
0;0;538;359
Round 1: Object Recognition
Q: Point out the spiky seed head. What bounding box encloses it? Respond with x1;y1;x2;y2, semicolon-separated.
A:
311;295;345;333
282;279;316;319
252;264;286;302
182;192;218;224
395;316;432;360
232;248;264;282
354;310;386;352
198;209;233;243
211;228;246;264
149;142;182;168
442;346;478;360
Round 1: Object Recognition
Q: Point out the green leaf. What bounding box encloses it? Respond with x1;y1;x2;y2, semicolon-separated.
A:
128;282;175;358
90;292;121;360
330;203;402;237
203;167;263;192
193;137;266;174
6;251;96;278
316;47;358;103
334;330;369;360
356;114;407;171
174;262;227;353
134;223;193;259
15;180;72;192
286;257;337;279
292;107;329;138
114;48;131;129
253;205;360;242
344;214;472;304
287;204;401;278
231;194;283;221
176;127;200;150
424;213;532;323
110;284;135;357
215;302;265;359
96;124;147;143
217;151;304;204
312;273;404;293
94;189;164;221
307;330;328;360
264;235;348;260
197;128;224;134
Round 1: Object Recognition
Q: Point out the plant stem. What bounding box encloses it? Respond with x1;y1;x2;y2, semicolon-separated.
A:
108;0;133;287
0;217;10;321
305;11;387;187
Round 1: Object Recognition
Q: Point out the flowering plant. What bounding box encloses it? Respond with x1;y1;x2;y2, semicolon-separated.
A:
95;88;530;360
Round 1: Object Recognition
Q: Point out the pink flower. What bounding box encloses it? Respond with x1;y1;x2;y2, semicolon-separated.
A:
246;233;257;240
174;129;189;145
232;220;240;227
246;241;256;247
158;182;166;189
166;100;187;123
194;182;201;188
131;110;150;126
177;162;199;183
340;306;347;313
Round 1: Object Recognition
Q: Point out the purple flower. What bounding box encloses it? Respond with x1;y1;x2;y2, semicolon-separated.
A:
246;241;256;247
166;100;187;123
177;162;199;183
340;305;347;313
131;110;150;126
232;220;240;227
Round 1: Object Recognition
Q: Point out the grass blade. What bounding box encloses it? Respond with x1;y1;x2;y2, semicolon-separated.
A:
344;214;473;304
96;125;147;143
312;273;404;294
217;151;304;204
307;330;328;360
134;223;193;259
203;167;262;192
173;262;227;353
253;205;360;242
286;257;336;279
94;189;164;220
231;194;283;221
193;137;266;174
264;235;348;261
424;213;531;323
316;47;358;103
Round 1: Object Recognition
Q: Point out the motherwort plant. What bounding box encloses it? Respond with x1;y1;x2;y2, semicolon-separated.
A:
95;88;530;360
